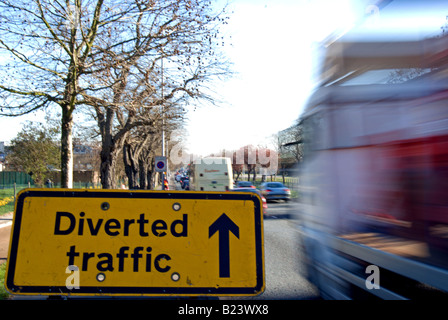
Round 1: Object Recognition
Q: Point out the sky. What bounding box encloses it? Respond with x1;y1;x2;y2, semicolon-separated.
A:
0;0;358;152
0;0;447;156
184;0;448;155
184;0;355;155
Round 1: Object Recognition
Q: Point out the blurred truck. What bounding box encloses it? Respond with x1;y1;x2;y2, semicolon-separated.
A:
190;157;233;191
295;34;448;299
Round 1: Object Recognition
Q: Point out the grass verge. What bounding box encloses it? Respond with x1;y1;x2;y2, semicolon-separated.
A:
0;262;9;300
0;188;15;216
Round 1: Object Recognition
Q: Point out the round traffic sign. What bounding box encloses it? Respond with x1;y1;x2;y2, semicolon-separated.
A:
155;156;167;172
156;161;165;170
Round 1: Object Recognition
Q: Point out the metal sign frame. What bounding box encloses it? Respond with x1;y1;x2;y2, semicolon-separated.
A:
154;156;167;172
6;189;264;297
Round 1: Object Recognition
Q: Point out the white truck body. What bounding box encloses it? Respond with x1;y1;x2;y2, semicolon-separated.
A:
192;157;233;191
296;35;448;299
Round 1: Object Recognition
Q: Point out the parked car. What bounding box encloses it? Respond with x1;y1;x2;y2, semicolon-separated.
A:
235;181;256;188
231;187;268;216
259;182;291;202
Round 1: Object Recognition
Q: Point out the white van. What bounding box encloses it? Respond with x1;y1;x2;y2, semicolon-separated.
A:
191;157;233;191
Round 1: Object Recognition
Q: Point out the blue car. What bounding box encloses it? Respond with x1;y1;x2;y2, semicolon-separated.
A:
259;182;291;202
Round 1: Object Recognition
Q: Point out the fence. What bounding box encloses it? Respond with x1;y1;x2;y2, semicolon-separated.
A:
282;177;299;190
0;171;33;188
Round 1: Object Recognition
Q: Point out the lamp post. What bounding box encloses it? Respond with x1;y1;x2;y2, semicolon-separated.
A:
161;51;166;190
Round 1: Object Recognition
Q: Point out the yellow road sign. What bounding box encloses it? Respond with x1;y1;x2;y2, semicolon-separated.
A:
5;189;264;297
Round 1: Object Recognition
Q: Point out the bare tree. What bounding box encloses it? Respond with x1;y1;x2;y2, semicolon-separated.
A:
123;128;152;189
0;0;127;187
277;121;303;182
81;0;231;188
122;120;159;190
0;0;231;189
123;103;186;190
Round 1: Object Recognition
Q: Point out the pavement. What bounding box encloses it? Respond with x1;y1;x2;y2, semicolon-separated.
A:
0;212;13;229
0;212;13;264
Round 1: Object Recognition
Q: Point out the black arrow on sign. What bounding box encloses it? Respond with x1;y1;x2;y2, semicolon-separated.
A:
209;213;240;278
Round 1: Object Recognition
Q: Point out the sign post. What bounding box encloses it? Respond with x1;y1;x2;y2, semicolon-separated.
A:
5;189;265;297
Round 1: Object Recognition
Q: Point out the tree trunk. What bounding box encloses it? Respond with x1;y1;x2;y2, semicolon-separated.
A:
98;108;129;189
148;160;156;190
100;147;118;189
234;171;241;181
60;106;74;188
138;158;148;189
123;143;140;189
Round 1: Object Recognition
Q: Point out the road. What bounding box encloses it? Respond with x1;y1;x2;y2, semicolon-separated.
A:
173;180;319;299
225;200;320;300
0;198;320;300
